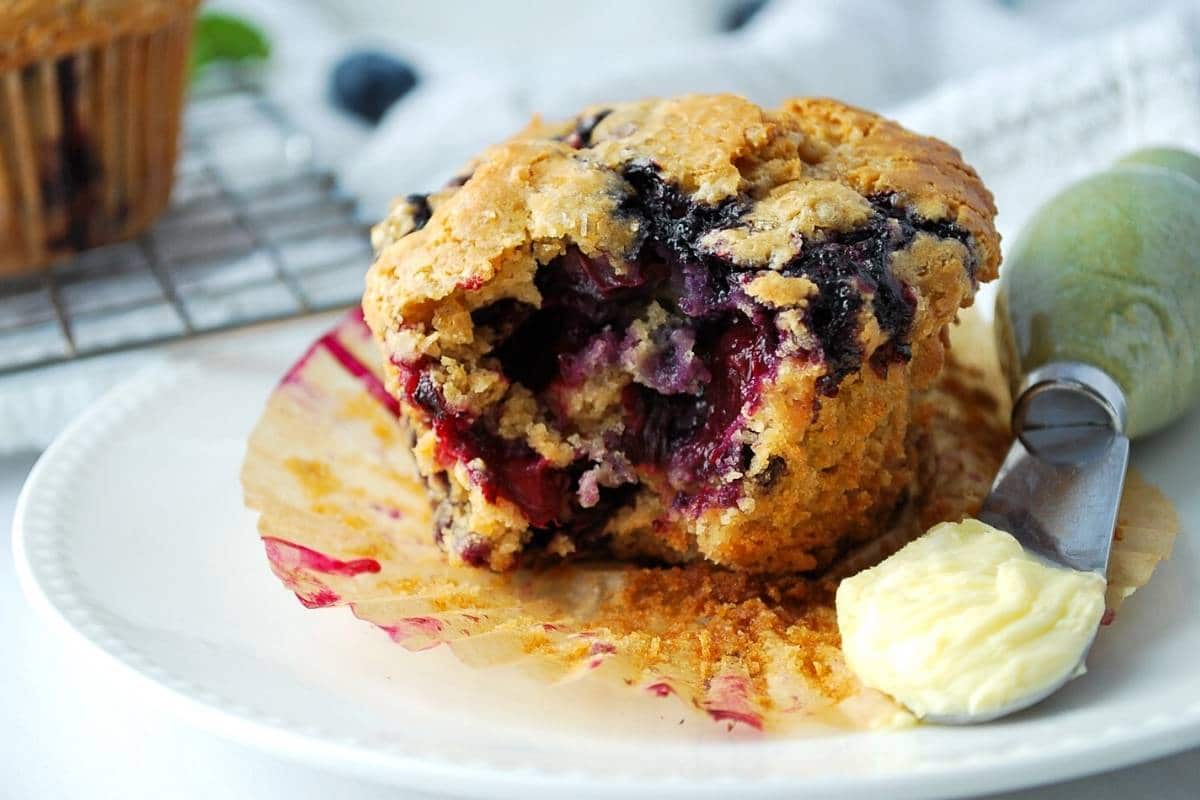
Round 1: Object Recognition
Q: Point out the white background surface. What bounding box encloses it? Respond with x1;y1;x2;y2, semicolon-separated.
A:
4;0;1200;796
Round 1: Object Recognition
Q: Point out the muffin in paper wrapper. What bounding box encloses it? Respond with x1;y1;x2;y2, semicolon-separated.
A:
0;1;201;276
241;308;1179;732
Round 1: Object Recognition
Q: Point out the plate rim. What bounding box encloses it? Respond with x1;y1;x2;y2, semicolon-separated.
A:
12;358;1200;800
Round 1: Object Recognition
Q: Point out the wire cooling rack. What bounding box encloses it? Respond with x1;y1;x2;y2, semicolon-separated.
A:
0;81;371;377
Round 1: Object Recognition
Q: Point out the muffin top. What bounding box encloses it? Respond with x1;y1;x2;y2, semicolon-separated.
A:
0;1;198;70
365;94;998;371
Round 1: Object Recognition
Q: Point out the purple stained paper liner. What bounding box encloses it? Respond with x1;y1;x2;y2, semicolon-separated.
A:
240;309;1178;732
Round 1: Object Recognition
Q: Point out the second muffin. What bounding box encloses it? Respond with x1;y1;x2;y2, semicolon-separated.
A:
0;0;200;276
364;94;1000;573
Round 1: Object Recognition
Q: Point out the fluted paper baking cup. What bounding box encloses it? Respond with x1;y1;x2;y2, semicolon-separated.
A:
241;309;1178;732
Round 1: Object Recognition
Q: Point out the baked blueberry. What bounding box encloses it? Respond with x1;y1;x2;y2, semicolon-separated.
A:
364;95;1000;572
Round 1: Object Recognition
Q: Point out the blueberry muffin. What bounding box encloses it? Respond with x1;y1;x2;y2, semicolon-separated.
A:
363;95;1000;573
0;1;200;276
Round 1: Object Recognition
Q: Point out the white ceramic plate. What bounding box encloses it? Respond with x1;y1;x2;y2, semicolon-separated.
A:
13;331;1200;800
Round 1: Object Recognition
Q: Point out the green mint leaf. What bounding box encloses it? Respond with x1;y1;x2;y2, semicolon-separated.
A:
190;12;271;76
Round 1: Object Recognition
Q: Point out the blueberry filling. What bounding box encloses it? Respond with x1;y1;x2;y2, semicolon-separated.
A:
620;162;750;263
458;539;493;568
405;193;432;232
874;191;977;280
621;321;711;396
783;210;915;395
756;455;787;488
402;170;974;558
563;109;612;149
619;315;778;511
525;483;638;555
41;56;103;251
558;330;621;387
406;370;571;527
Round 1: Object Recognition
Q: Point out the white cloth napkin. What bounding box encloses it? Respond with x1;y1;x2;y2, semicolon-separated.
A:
345;0;1200;237
3;0;1198;454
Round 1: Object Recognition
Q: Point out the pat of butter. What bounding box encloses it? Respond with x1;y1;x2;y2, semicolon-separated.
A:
836;518;1107;719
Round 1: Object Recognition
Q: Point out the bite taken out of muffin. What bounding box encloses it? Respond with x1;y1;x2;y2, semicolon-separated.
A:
363;94;1000;573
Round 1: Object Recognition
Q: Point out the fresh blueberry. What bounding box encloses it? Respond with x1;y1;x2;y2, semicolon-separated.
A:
721;0;769;32
331;50;418;124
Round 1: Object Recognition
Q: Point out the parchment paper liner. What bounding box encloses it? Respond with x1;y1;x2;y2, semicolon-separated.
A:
242;310;1179;732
